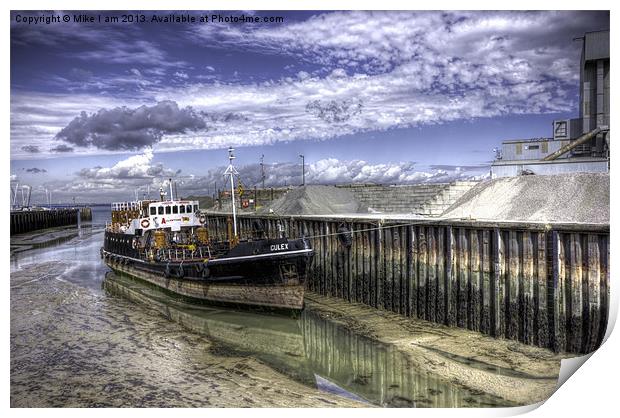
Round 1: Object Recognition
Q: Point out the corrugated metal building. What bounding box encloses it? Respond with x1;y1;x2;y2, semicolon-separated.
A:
491;30;610;178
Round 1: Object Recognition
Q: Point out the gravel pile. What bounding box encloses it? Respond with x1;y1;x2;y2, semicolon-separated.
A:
441;173;609;224
262;185;366;215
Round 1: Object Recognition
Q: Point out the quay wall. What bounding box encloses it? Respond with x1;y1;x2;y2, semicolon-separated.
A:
205;213;609;354
10;207;92;235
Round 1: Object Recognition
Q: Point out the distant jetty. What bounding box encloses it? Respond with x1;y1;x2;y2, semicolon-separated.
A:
10;207;92;235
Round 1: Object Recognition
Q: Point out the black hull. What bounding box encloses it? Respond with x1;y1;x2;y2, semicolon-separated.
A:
102;231;314;310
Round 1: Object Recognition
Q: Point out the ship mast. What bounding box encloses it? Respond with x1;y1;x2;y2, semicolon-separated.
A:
223;147;239;238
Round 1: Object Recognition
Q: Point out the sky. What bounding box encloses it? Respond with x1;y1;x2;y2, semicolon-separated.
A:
10;10;609;204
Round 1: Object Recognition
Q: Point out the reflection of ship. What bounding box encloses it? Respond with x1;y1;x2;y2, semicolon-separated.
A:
103;271;314;385
104;272;513;408
101;148;314;310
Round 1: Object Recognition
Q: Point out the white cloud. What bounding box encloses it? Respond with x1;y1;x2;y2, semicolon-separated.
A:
77;148;176;181
12;11;604;158
41;155;488;203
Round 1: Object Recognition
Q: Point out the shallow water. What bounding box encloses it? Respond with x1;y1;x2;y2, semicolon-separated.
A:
10;217;514;407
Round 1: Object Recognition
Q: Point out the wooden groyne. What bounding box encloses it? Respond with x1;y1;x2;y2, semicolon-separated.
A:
10;207;92;235
79;207;92;222
205;214;609;354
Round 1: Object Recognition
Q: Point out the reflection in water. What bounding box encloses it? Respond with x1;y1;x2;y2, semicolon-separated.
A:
10;205;111;290
104;273;512;407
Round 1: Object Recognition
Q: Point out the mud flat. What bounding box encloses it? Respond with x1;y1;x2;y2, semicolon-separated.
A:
10;261;364;407
10;225;84;255
304;293;567;406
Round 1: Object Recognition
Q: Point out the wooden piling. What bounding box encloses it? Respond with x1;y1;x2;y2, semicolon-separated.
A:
522;231;534;345
10;208;83;235
481;230;491;334
408;225;418;318
427;227;437;323
436;227;446;324
418;227;428;320
457;228;468;328
447;226;457;327
205;213;609;354
470;230;481;332
569;233;583;352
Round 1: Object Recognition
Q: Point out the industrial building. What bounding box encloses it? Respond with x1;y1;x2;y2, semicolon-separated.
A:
491;30;609;177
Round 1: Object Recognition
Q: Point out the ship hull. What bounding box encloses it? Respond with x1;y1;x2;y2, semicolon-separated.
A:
102;232;314;310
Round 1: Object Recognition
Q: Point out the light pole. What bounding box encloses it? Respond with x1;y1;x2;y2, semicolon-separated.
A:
299;154;305;186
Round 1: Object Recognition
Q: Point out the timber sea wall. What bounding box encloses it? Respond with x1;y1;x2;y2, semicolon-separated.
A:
10;207;92;235
205;213;609;354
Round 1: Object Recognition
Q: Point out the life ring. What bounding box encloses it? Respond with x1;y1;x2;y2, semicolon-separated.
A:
141;219;150;229
199;215;206;224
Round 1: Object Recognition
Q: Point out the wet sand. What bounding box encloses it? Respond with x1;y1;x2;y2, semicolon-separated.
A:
305;294;565;405
10;223;565;408
11;261;364;407
11;225;83;255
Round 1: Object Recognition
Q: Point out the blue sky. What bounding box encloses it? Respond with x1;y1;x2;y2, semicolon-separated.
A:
10;10;609;203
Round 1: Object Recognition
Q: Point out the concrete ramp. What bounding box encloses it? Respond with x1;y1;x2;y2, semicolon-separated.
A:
441;173;609;224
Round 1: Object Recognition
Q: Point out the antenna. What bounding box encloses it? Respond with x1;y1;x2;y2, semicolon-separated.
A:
260;154;265;189
223;147;239;237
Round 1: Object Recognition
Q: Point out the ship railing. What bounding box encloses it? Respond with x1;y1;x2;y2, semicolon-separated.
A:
139;247;211;263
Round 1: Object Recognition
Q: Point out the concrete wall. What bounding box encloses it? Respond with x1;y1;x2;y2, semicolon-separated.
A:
206;213;609;354
336;181;478;215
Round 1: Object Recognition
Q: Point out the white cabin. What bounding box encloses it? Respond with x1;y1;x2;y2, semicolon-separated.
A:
111;200;203;234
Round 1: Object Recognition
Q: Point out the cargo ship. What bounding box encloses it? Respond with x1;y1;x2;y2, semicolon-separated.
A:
101;148;314;310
